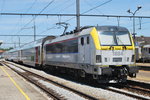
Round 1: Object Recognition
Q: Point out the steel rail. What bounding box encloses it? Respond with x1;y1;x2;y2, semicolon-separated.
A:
127;80;150;90
106;87;149;100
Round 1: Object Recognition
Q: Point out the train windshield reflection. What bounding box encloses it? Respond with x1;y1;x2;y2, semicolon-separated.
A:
116;31;131;45
98;31;131;46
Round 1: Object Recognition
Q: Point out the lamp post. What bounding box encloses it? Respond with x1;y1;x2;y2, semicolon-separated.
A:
127;6;142;40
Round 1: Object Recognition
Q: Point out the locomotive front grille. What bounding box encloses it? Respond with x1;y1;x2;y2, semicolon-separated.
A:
113;57;122;62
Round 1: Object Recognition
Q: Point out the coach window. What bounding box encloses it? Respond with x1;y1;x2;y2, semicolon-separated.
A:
81;37;84;45
149;48;150;53
87;36;89;44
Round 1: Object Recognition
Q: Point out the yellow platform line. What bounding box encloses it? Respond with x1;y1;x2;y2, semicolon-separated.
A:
0;66;30;100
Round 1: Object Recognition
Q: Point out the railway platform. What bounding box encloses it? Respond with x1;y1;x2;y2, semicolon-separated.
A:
136;63;150;71
128;70;150;83
0;64;48;100
136;63;150;67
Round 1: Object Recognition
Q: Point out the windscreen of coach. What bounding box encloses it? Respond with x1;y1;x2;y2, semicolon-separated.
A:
98;31;131;46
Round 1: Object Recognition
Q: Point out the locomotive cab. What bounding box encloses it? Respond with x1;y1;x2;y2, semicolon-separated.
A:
90;26;138;82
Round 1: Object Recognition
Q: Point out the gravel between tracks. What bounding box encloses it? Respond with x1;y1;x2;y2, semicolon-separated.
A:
31;76;87;100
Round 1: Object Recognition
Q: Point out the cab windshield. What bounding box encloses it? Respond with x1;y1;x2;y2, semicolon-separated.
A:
98;31;132;46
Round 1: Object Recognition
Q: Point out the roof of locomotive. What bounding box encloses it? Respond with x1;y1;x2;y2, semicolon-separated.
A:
95;26;129;32
43;25;129;45
43;26;94;45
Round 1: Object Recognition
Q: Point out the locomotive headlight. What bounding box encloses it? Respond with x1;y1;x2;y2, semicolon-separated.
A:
131;55;135;62
96;55;101;63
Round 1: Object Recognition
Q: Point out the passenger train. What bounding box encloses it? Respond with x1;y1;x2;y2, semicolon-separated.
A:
3;26;138;83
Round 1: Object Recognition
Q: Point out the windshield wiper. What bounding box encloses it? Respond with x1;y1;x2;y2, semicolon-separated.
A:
116;37;126;50
109;45;114;50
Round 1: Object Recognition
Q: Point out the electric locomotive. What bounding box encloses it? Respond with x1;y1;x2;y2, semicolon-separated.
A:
43;26;138;83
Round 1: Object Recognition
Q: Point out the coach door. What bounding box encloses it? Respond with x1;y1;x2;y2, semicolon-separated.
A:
78;36;91;64
84;36;91;63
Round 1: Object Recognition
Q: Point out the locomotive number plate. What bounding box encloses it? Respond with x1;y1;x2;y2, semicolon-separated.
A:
113;51;123;56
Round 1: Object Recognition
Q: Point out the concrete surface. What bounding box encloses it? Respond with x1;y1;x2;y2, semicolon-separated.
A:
128;70;150;83
136;63;150;67
0;65;48;100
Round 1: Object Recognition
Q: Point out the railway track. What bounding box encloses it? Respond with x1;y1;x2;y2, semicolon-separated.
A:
1;61;98;100
124;80;150;97
102;87;149;100
2;61;150;100
104;82;150;100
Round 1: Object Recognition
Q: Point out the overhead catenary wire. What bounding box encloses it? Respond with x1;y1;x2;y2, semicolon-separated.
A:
38;0;112;34
84;0;104;15
9;15;23;46
32;0;73;35
14;0;55;35
64;0;113;23
8;0;55;47
83;0;112;14
25;0;38;13
0;0;5;21
22;0;55;29
57;0;75;14
1;13;150;18
38;25;57;35
1;13;150;36
127;19;150;30
45;0;71;13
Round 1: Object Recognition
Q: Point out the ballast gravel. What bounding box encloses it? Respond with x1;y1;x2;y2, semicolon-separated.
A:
31;76;87;100
7;64;25;73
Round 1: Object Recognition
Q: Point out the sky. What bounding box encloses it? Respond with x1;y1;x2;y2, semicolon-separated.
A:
0;0;150;48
